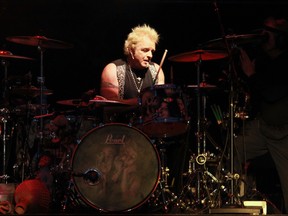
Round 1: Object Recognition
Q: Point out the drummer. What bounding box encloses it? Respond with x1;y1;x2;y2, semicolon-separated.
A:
99;23;165;123
99;24;188;197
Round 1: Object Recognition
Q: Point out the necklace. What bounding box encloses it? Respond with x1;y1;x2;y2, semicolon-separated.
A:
128;65;143;93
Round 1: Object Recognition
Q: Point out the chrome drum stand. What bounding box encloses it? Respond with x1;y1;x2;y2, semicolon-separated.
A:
0;108;11;183
146;138;178;213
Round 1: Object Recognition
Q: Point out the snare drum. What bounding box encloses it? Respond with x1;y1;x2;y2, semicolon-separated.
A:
72;123;160;212
136;84;189;138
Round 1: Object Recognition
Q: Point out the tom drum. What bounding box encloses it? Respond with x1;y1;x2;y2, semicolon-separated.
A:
136;84;189;138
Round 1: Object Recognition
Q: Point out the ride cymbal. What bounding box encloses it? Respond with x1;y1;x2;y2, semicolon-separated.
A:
6;35;73;49
169;49;228;62
0;50;34;60
200;33;267;49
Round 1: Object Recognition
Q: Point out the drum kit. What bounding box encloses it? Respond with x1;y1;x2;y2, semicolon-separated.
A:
0;33;263;214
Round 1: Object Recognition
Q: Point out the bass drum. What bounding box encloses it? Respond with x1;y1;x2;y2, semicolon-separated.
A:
72;123;160;212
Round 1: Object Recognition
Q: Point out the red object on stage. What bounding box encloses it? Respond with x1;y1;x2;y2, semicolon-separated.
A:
14;179;51;214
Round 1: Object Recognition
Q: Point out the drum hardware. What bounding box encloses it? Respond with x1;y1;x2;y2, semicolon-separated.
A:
6;36;73;50
136;84;189;138
200;1;255;208
187;82;217;90
57;96;132;108
0;50;35;61
149;139;179;212
177;153;228;212
6;35;73;171
89;95;132;107
58;175;92;213
233;90;250;120
10;85;53;98
60;178;78;212
0;50;34;105
12;149;29;183
192;58;216;204
199;33;267;50
0;54;34;180
0;108;10;183
56;98;93;108
169;46;230;212
168;49;228;63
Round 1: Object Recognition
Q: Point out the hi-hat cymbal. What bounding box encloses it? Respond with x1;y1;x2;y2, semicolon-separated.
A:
11;86;53;97
6;35;73;49
200;33;266;49
0;50;34;60
169;49;228;62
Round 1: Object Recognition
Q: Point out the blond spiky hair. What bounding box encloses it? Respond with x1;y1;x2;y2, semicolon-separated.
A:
124;24;160;55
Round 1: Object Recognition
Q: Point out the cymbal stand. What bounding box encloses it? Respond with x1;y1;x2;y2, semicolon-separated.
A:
35;45;46;162
195;57;207;203
180;57;224;210
0;108;10;183
1;59;9;103
0;59;11;183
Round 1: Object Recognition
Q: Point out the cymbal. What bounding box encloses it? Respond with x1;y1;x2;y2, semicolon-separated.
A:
11;86;53;97
0;50;34;60
200;33;266;49
15;103;50;111
89;95;131;107
57;96;130;108
6;35;73;49
169;49;228;62
56;99;92;107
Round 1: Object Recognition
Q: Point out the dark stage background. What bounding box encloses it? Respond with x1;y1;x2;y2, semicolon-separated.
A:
0;1;287;214
0;0;288;103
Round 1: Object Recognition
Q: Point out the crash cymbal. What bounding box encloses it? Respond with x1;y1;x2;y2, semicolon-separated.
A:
11;85;53;97
89;95;131;106
6;35;73;49
0;50;34;60
56;99;92;107
169;49;228;62
200;33;266;49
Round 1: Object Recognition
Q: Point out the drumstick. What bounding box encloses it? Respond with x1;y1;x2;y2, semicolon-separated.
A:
153;49;168;85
